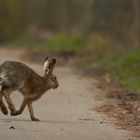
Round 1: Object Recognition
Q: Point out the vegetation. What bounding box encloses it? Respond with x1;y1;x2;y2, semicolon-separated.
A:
0;0;140;45
41;35;87;51
11;33;87;51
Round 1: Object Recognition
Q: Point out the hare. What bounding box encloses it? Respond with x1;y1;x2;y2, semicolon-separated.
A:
0;57;59;121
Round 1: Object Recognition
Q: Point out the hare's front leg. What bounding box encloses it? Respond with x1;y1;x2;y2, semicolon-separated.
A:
12;95;39;121
28;102;39;121
4;91;17;115
0;92;8;115
12;96;28;116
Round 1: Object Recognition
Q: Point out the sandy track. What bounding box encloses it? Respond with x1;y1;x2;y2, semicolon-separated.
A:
0;48;138;140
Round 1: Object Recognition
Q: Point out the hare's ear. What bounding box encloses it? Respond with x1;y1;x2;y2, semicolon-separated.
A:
44;57;49;71
52;58;56;65
45;57;48;61
49;58;56;74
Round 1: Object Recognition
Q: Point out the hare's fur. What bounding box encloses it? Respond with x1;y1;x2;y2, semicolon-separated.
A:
0;58;59;121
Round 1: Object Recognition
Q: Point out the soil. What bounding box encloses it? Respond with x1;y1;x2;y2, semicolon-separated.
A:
96;78;140;137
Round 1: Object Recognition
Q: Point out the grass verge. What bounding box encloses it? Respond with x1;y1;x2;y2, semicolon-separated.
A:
75;34;140;92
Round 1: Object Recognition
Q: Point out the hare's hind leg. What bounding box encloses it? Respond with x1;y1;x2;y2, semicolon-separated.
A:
0;92;8;115
4;89;17;115
28;102;39;121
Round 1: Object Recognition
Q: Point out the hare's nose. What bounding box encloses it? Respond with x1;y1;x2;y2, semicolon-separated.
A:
45;69;49;74
0;77;2;81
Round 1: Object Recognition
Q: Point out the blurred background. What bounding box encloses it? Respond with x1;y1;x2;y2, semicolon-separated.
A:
0;0;140;91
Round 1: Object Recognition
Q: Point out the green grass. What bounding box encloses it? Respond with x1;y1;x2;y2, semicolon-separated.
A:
85;45;140;91
11;33;88;51
111;48;140;90
41;34;87;51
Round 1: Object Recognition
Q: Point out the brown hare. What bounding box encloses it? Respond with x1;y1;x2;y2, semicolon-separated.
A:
0;57;59;121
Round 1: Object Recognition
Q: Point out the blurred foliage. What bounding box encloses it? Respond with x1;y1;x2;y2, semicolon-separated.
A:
112;49;140;90
0;0;22;41
11;32;88;51
41;35;87;51
0;0;140;47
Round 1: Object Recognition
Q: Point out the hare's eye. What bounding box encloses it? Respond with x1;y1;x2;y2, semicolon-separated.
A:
52;77;56;81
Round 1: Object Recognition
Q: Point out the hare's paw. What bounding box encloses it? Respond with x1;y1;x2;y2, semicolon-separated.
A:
31;117;40;121
1;107;8;115
10;111;16;116
11;110;21;116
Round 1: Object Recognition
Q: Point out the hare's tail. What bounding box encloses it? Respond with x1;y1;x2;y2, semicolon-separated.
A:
0;71;9;86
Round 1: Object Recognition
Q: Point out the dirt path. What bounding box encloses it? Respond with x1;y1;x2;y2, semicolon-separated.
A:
0;48;138;140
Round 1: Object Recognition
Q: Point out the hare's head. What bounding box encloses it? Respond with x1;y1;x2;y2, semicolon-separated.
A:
48;74;59;89
44;57;59;89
